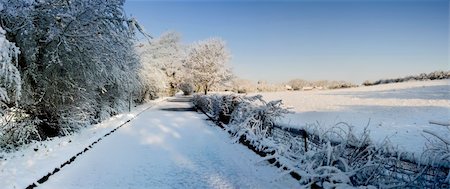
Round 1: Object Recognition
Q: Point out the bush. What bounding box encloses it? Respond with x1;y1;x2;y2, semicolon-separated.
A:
237;89;247;94
179;82;194;95
0;109;41;151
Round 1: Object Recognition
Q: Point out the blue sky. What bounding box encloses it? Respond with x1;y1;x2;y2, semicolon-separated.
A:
124;0;449;84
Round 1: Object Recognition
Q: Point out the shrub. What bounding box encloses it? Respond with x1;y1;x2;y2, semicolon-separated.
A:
237;89;247;94
0;109;41;151
179;82;194;95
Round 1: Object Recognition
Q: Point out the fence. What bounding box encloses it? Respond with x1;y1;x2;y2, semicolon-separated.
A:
270;125;449;188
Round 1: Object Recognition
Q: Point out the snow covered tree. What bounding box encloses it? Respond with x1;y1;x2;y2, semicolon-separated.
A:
0;0;142;137
184;38;232;95
231;78;257;93
287;79;310;90
256;80;283;92
137;31;185;97
0;26;21;114
179;82;194;95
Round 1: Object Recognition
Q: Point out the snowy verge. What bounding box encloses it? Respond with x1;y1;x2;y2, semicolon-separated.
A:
0;98;165;189
193;94;450;188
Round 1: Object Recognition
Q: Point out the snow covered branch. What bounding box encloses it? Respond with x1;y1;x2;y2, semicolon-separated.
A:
0;26;21;114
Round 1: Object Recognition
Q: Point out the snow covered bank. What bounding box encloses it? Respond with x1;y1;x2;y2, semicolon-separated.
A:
255;80;450;153
0;98;165;189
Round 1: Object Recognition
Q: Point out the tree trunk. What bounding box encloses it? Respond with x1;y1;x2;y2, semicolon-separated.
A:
168;82;176;96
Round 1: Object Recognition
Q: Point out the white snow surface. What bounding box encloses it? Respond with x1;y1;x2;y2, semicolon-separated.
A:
2;98;298;188
0;99;164;188
253;80;450;154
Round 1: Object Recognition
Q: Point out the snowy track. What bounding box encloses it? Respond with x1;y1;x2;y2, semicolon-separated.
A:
39;98;297;188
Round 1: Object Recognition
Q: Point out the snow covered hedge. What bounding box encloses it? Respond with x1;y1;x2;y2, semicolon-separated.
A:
193;94;450;188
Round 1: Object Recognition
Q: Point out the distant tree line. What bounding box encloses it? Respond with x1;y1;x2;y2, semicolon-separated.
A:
230;78;356;94
362;70;450;86
286;79;355;90
230;70;450;94
230;79;284;94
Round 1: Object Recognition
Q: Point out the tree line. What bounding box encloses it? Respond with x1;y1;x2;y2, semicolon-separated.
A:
362;70;450;86
231;70;450;94
230;79;356;93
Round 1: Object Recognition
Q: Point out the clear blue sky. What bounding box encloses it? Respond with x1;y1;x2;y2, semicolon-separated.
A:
124;0;449;84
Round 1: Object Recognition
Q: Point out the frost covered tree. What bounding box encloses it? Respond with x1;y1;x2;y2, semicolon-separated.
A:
231;78;257;93
256;80;283;92
184;38;232;95
137;31;185;97
0;0;142;137
0;26;21;114
287;79;310;90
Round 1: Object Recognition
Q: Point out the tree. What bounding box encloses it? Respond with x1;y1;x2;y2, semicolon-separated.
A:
287;79;310;90
0;26;21;115
184;38;232;95
0;0;141;137
232;78;257;93
137;31;185;97
178;82;194;95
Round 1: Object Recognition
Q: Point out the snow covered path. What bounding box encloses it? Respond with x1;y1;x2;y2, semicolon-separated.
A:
39;98;297;188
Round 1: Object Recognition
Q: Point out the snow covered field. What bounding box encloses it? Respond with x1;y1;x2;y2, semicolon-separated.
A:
1;98;298;189
255;80;450;153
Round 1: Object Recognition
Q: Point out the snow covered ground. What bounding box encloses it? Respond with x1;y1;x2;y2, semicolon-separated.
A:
254;80;450;154
0;99;164;189
2;98;298;188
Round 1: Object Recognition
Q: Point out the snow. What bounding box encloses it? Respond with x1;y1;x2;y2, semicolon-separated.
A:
3;80;447;188
253;80;450;153
1;98;298;188
0;99;164;189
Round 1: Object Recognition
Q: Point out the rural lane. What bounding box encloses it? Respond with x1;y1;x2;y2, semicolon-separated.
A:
39;97;297;188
